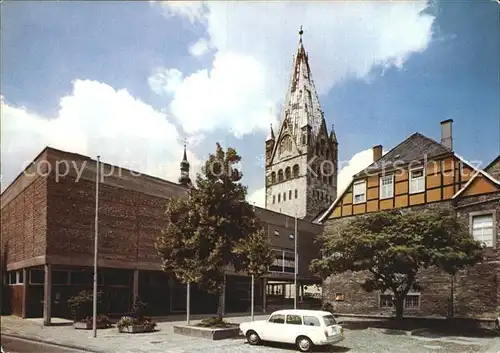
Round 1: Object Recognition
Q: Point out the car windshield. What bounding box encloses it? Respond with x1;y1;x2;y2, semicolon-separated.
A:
323;315;337;326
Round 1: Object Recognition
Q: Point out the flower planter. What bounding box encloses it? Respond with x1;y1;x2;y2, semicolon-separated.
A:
74;321;108;330
119;324;155;333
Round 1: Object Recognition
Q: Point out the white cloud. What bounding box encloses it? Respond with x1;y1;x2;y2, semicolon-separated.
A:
246;148;378;209
153;1;435;137
149;52;279;137
248;187;266;208
1;80;202;191
189;38;211;57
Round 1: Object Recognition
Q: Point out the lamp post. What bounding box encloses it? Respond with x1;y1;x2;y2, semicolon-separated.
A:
294;213;298;310
92;156;100;338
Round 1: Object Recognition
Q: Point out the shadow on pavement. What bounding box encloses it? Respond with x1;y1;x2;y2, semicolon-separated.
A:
341;318;500;339
250;341;350;352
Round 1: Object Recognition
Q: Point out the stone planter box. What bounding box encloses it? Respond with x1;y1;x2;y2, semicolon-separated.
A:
174;324;241;340
119;325;155;333
74;321;108;330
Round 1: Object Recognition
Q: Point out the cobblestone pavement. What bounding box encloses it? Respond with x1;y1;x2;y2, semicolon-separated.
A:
1;315;496;353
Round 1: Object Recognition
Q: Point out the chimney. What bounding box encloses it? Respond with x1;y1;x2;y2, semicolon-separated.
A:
373;145;383;162
440;119;453;150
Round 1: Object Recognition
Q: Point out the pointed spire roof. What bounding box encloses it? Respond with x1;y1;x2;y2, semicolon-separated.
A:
330;124;337;143
266;123;275;141
277;26;325;142
178;138;191;187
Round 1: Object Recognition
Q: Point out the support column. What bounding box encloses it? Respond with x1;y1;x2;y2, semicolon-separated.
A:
262;278;267;313
295;281;300;309
43;264;52;326
132;269;139;305
22;268;28;318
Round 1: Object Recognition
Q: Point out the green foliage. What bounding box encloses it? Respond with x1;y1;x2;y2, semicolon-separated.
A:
197;316;232;328
156;143;274;306
67;290;103;321
310;209;483;318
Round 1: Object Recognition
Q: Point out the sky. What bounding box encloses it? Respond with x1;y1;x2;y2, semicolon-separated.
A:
1;1;499;206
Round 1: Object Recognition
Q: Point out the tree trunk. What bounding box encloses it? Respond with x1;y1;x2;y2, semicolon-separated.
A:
217;288;224;321
394;296;405;320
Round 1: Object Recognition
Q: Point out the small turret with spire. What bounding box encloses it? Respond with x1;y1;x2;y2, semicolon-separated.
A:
265;123;275;165
178;138;192;187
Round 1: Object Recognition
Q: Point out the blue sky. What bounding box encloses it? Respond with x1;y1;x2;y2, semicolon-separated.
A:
2;1;499;204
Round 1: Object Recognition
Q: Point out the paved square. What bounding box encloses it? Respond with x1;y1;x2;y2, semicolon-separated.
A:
1;315;496;353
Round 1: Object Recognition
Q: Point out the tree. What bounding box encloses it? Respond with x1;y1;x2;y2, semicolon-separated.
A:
310;209;483;320
156;143;274;321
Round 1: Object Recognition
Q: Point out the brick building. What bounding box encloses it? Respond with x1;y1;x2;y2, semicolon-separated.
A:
1;146;323;323
315;120;500;319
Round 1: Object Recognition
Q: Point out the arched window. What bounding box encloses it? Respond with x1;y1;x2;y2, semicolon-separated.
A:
278;169;284;182
278;194;281;202
271;172;276;184
293;164;299;178
283;192;286;201
285;167;291;180
280;135;292;155
295;189;298;198
315;142;320;155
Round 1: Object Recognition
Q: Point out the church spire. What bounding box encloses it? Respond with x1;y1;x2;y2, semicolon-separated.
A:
178;138;192;187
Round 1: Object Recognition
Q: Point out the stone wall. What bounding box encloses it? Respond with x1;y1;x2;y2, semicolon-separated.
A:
485;157;500;180
322;195;500;318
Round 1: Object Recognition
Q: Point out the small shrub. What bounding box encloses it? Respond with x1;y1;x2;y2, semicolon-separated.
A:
67;290;103;322
322;301;334;314
197;317;232;328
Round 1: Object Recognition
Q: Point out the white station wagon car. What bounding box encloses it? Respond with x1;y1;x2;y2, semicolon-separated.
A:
239;309;344;352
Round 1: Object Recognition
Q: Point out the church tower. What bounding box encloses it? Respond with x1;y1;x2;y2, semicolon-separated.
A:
265;27;338;220
178;141;192;187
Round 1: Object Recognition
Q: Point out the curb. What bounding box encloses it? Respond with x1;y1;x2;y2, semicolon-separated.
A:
479;338;500;353
1;333;105;353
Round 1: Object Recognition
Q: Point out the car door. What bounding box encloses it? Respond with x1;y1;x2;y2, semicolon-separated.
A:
284;314;303;344
264;314;286;342
302;315;322;344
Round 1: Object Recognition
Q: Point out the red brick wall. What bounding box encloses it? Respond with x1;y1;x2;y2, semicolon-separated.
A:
1;175;47;266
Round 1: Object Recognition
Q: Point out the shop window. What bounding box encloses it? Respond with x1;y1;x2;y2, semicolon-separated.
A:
30;269;44;284
52;270;69;285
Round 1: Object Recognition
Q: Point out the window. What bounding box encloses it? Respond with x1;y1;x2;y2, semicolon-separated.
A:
335;293;345;302
18;270;24;284
30;269;44;284
278;194;281;202
273;195;276;204
303;316;321;327
269;249;295;273
285;167;291;180
289;190;292;200
286;315;302;325
380;294;393;308
274;230;280;237
283;192;286;201
268;314;285;324
271;172;276;184
472;214;494;247
70;270;92;285
328;176;333;185
379;174;394;199
295;189;298;199
52;270;69;285
380;293;420;309
353;181;366;204
410;168;425;194
302;134;306;145
322;315;337;326
405;295;420;309
8;272;15;285
278;170;284;182
293;164;300;178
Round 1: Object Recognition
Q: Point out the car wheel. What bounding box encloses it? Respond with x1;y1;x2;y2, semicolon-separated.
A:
246;330;261;345
296;336;313;352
